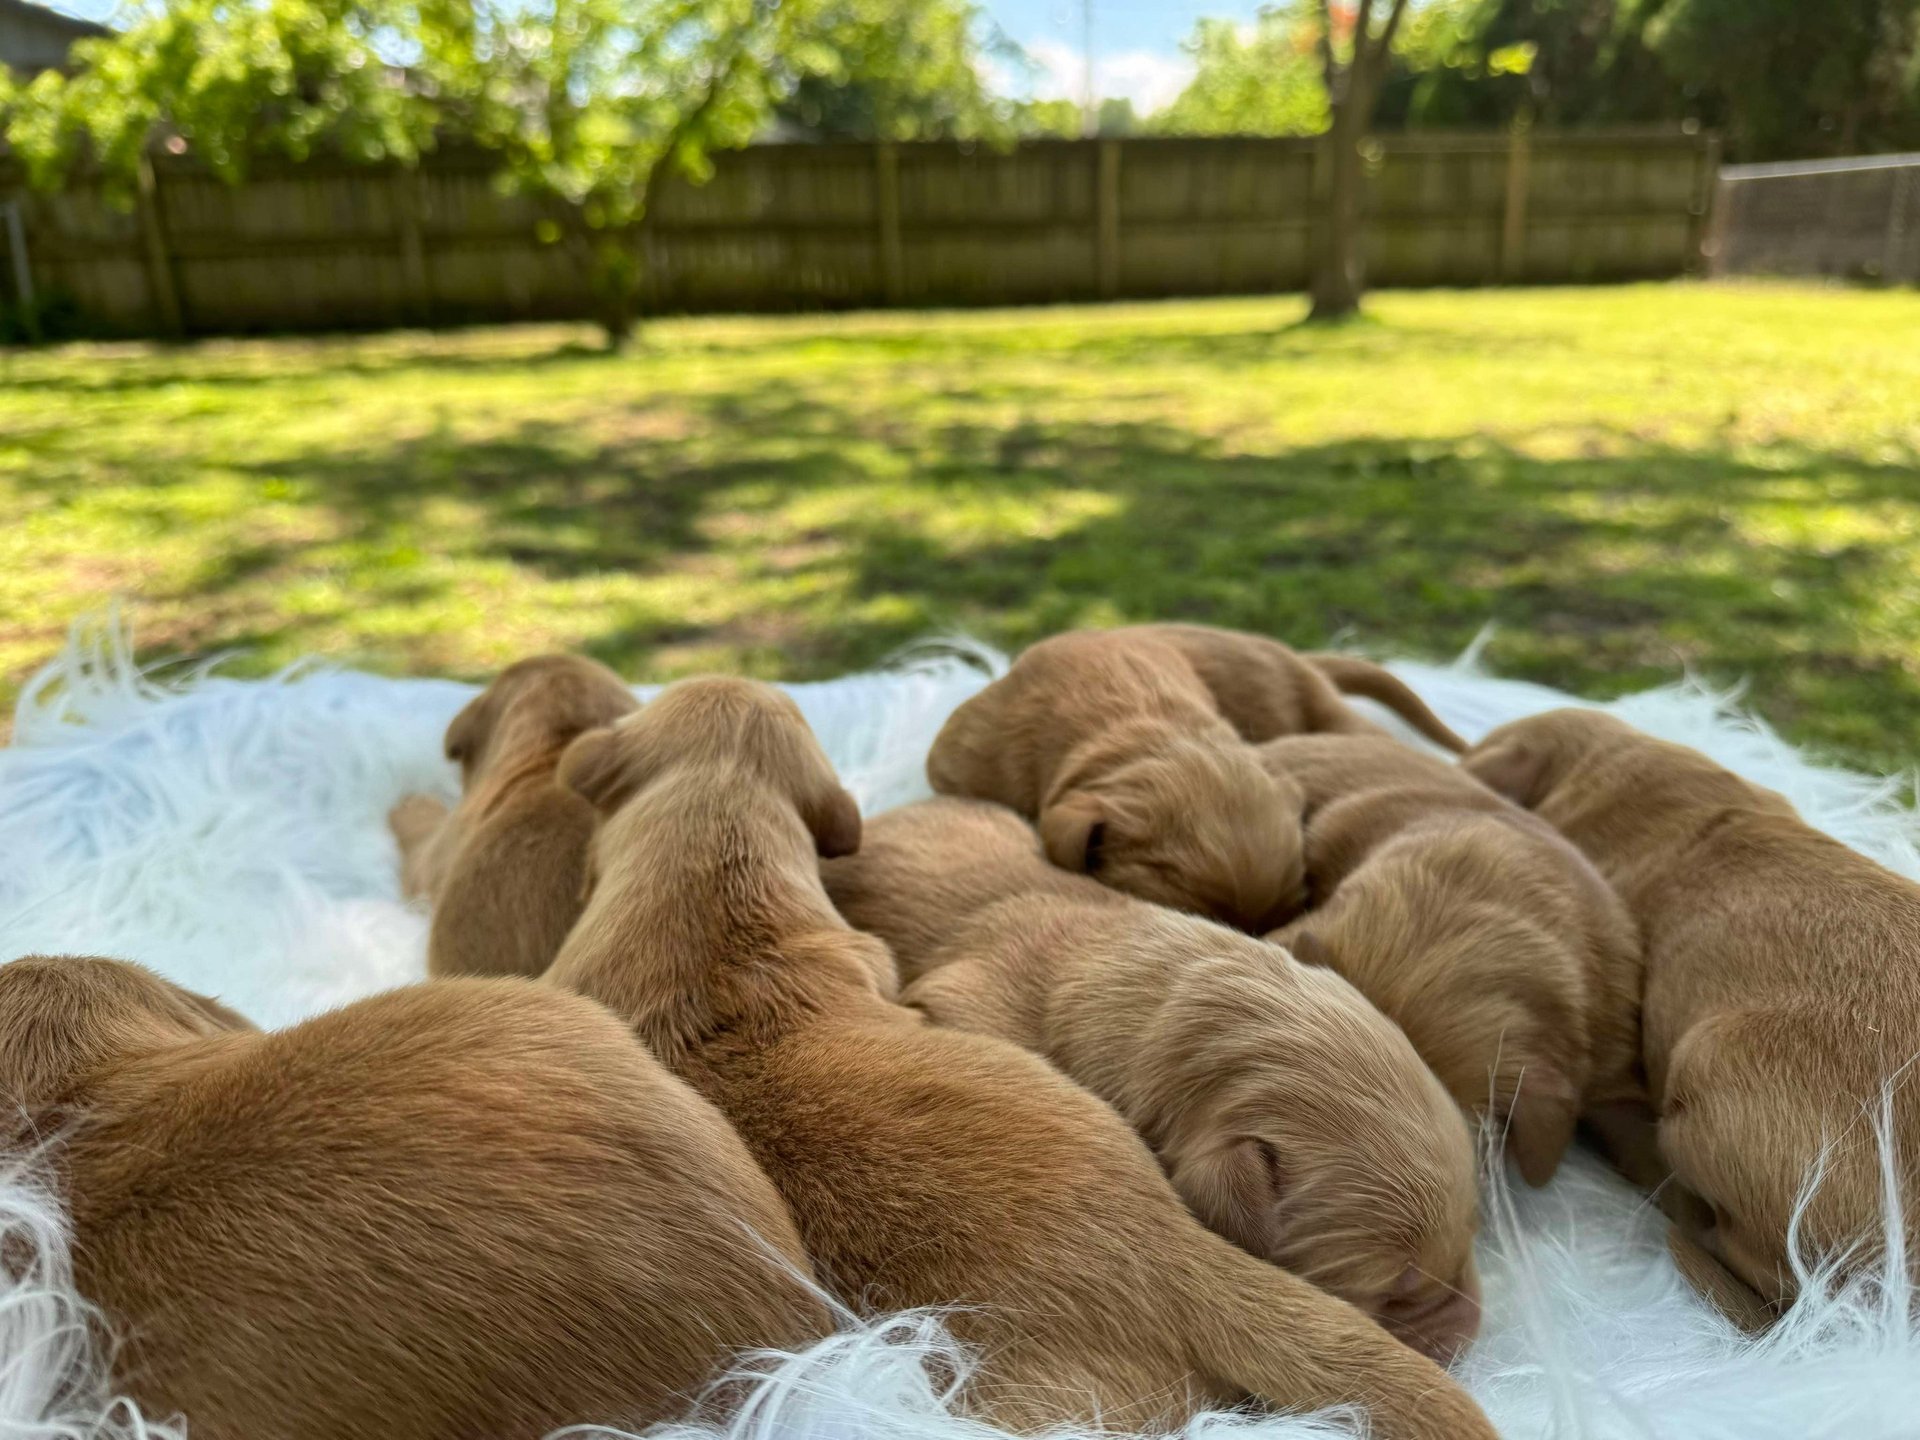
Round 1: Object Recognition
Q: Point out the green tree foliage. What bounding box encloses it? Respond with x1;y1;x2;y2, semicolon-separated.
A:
0;0;441;194
1152;8;1329;136
2;0;1003;341
1008;96;1136;138
774;0;1009;140
1395;0;1670;130
1402;0;1920;159
1648;0;1920;158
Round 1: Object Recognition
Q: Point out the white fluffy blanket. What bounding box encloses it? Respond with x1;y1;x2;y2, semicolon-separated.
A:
2;625;1918;1440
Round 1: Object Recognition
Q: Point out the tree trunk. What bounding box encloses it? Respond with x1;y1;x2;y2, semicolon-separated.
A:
1309;106;1366;322
567;227;640;350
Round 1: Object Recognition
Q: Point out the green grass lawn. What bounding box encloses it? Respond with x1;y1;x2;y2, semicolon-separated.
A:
5;282;1920;769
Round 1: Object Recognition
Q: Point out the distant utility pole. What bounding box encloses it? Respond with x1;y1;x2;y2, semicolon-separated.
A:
1081;0;1096;137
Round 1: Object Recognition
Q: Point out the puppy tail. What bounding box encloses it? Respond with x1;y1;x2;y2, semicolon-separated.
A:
1176;1237;1496;1440
1305;654;1468;753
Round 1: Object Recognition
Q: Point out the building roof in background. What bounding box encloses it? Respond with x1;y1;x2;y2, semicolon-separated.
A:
0;0;111;77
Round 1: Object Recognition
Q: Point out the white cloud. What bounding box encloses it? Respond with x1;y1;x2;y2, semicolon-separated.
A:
1010;37;1195;116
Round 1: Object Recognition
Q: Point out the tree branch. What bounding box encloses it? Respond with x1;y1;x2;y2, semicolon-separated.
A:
637;0;773;218
1315;0;1339;100
1374;0;1412;65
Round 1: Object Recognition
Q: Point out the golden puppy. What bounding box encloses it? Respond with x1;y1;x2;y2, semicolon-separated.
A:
1132;624;1467;751
1464;707;1920;1315
389;654;638;978
927;629;1309;928
824;798;1483;1364
0;955;827;1440
1256;734;1644;1188
550;679;1496;1439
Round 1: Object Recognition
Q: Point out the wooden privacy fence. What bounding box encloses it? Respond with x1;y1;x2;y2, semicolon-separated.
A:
5;128;1717;336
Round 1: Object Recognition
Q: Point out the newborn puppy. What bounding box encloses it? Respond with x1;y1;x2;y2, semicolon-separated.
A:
0;956;827;1440
550;680;1495;1439
1465;708;1920;1315
390;654;639;978
825;798;1483;1364
1133;624;1467;752
1257;735;1644;1187
927;629;1308;928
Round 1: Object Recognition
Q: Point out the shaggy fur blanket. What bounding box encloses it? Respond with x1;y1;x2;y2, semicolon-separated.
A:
0;625;1916;1440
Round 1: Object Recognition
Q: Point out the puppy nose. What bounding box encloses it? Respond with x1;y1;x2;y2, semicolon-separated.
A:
1381;1287;1481;1365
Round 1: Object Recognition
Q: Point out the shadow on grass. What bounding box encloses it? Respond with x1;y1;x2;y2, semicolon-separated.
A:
11;356;1904;762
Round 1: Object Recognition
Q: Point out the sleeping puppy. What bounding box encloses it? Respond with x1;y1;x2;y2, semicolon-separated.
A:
1464;708;1920;1316
389;654;639;978
1256;735;1644;1188
1131;624;1468;752
0;955;827;1440
550;680;1496;1439
823;798;1483;1365
926;629;1309;929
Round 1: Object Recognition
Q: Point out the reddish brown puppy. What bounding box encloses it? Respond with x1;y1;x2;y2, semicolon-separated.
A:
1465;707;1920;1320
549;678;1497;1439
390;654;638;978
0;955;827;1440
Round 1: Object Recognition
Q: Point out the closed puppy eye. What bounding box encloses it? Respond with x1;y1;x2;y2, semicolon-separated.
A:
1255;1138;1286;1194
1083;821;1108;873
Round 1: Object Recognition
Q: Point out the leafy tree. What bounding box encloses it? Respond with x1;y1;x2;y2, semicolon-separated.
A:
1647;0;1920;158
1397;0;1695;132
774;0;1010;141
1008;95;1136;138
0;0;440;195
1152;11;1329;137
3;0;1005;343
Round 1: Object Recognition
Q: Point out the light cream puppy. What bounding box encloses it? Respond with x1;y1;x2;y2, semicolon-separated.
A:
825;797;1483;1364
1255;734;1644;1187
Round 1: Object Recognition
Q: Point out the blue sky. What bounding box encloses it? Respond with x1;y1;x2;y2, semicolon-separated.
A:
45;0;1263;116
979;0;1265;112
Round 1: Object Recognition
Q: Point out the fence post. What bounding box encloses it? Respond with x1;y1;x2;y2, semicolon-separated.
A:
1883;166;1914;285
135;153;185;337
875;143;904;305
1689;132;1723;275
1500;121;1532;281
1095;139;1121;298
393;167;433;326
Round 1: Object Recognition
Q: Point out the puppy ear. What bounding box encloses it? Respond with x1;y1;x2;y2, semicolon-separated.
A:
558;726;646;812
1040;793;1108;873
444;690;492;767
803;784;863;858
1168;1136;1290;1262
1504;1068;1580;1187
1464;738;1549;808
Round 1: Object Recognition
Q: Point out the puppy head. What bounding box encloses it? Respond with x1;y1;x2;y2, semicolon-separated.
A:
0;955;254;1117
444;654;639;782
1161;949;1482;1363
1293;915;1590;1187
1041;735;1305;930
1659;1005;1917;1309
1461;708;1635;810
560;677;861;858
